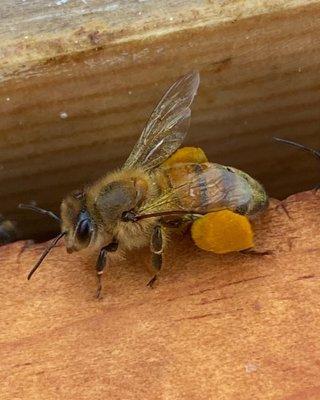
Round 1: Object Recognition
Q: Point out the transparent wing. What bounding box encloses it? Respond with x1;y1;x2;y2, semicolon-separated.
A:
138;163;252;215
123;71;200;170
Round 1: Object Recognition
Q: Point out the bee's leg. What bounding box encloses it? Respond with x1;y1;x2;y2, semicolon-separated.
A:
274;201;291;219
160;218;183;228
96;241;118;299
147;225;164;288
16;239;34;263
160;215;196;236
147;273;158;288
160;213;198;228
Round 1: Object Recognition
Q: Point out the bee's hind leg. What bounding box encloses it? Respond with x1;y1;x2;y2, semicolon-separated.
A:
147;272;158;288
274;201;291;219
147;225;164;288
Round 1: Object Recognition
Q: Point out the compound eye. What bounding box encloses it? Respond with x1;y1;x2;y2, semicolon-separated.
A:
76;215;92;245
77;219;90;239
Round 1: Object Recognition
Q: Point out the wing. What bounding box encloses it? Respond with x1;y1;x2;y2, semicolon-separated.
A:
123;71;200;171
138;163;252;215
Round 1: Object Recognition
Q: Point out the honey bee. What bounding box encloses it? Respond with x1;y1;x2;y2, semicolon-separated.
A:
0;215;17;245
22;71;268;297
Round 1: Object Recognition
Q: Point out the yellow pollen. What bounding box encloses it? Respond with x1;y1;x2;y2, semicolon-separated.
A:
163;147;208;166
191;210;254;254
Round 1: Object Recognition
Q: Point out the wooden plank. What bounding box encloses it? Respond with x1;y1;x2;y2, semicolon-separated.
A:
1;190;320;399
0;1;320;239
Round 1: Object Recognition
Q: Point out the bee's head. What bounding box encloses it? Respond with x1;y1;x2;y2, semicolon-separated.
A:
61;190;95;253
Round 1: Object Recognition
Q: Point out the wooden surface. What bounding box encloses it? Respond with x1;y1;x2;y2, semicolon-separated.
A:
1;1;320;239
1;189;320;399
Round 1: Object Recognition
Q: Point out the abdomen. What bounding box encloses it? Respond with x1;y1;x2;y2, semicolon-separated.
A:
156;162;268;216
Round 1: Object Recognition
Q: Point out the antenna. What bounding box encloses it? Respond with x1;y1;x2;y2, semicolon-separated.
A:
19;204;61;223
27;232;66;280
273;137;320;161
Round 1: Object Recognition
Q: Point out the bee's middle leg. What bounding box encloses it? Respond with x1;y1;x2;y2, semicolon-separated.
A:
148;224;164;288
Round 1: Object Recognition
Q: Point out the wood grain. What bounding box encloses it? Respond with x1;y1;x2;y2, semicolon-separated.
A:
0;1;320;239
1;189;320;399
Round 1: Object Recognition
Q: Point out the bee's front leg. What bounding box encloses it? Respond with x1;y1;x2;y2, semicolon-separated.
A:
96;241;118;299
147;224;164;288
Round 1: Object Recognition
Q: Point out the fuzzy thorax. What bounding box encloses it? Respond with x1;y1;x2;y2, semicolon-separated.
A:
61;167;161;254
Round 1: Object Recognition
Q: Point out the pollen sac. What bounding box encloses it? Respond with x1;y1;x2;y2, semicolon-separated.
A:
191;210;254;254
163;147;208;167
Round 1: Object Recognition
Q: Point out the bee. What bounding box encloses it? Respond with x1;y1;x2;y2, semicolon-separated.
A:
0;215;17;245
21;71;268;297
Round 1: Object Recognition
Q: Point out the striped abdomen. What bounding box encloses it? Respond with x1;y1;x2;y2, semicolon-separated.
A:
156;162;268;216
